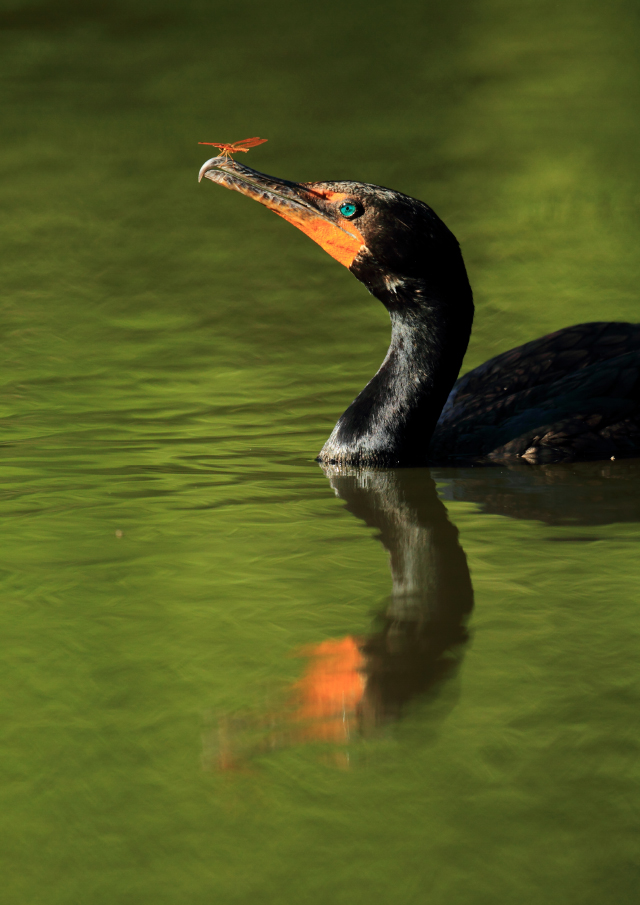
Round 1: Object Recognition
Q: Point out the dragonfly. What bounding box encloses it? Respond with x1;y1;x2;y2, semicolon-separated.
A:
197;136;268;160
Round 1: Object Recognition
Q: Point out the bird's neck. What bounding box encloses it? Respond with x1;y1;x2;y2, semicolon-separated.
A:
318;262;473;466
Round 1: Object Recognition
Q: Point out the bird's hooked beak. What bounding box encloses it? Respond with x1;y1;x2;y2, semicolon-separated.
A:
198;157;366;268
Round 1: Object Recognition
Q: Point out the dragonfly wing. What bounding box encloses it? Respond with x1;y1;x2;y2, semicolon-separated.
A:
232;137;268;149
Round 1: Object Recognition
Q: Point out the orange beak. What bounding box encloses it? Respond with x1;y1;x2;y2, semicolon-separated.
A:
199;157;365;268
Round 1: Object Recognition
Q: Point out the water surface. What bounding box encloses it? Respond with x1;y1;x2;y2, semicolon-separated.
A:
1;1;640;902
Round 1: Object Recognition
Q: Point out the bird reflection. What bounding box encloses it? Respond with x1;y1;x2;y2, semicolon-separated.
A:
435;457;640;525
208;457;640;769
209;467;473;769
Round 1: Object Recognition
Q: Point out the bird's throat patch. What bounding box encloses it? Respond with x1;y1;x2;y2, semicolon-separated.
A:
273;210;365;268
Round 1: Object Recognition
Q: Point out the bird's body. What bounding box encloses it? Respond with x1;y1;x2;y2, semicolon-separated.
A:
199;156;640;466
431;321;640;464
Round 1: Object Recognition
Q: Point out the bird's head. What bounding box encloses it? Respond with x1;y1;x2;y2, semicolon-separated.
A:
198;157;466;304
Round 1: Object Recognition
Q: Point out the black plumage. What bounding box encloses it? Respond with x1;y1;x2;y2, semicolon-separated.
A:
432;321;640;464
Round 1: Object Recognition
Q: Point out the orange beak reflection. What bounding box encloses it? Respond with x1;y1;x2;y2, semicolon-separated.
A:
208;635;367;771
199;158;365;269
291;636;366;743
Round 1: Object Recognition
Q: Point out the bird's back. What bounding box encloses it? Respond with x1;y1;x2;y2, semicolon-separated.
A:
430;322;640;464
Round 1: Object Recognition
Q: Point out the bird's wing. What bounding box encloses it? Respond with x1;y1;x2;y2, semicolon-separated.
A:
431;321;640;463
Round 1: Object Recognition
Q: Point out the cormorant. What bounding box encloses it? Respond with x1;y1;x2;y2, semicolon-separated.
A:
199;156;640;467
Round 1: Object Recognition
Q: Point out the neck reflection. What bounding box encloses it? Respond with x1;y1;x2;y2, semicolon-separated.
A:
323;466;474;732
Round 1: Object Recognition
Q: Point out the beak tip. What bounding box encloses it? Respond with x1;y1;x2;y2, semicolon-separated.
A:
198;156;221;183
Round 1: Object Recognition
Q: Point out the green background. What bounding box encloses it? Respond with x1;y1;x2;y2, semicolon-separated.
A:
1;1;639;902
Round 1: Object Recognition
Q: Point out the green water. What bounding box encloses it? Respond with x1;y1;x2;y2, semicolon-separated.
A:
2;0;640;902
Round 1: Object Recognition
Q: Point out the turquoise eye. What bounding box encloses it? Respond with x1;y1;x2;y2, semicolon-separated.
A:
339;201;359;219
